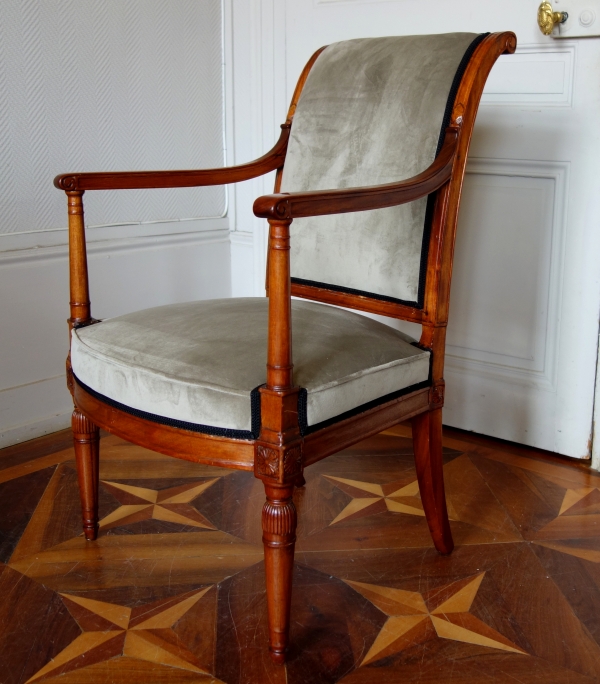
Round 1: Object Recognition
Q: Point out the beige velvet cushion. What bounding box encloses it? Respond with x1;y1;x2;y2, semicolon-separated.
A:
282;33;481;305
71;298;430;435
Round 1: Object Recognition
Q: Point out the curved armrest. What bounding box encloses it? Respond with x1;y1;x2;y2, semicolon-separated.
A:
54;124;291;192
253;127;458;220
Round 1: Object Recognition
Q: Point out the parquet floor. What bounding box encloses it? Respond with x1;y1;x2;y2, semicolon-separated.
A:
2;425;600;683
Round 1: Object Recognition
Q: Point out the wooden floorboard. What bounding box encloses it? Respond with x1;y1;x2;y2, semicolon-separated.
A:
0;429;73;472
1;428;600;683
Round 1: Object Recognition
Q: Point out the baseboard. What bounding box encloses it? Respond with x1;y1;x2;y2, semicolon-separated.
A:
0;409;72;450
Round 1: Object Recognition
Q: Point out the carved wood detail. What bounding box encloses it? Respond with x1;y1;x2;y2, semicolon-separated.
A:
430;381;445;409
71;408;96;436
255;443;304;483
262;497;297;538
283;445;303;477
256;445;280;478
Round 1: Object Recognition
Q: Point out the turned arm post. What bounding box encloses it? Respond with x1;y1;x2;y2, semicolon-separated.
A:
67;191;92;331
266;218;294;392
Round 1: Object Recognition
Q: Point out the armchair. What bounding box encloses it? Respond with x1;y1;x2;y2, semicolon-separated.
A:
55;31;516;664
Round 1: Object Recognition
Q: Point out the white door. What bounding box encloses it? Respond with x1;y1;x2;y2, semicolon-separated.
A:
274;0;600;459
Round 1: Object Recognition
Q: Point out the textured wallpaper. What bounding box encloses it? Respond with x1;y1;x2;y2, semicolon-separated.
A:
0;0;225;235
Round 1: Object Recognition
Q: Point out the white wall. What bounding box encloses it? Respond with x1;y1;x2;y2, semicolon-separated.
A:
229;0;287;297
0;1;231;448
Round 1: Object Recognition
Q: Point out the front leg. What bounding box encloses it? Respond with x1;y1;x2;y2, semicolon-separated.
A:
262;482;297;665
72;408;100;541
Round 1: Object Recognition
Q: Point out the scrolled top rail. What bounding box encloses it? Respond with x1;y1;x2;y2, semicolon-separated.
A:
253;127;459;221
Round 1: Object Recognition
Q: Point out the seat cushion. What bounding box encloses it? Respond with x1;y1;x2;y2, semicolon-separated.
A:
71;298;430;438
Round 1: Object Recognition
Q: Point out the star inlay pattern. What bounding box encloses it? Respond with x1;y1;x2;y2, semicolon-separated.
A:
26;587;219;682
98;478;219;531
324;475;431;524
533;486;600;563
559;487;600;517
346;572;527;665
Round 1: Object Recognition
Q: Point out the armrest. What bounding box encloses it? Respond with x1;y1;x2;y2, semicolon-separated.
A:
54;123;291;192
253;127;458;220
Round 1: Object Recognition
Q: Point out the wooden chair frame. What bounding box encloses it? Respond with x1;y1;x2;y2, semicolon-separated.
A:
55;31;516;664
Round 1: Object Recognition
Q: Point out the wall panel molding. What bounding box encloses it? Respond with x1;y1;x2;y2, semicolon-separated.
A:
0;217;230;254
228;0;286;296
446;158;569;391
481;43;575;107
230;231;255;296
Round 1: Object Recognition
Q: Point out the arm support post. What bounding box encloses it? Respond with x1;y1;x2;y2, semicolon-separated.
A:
266;219;294;391
67;191;91;330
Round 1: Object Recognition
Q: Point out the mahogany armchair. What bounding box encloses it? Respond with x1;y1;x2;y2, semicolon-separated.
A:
55;31;516;664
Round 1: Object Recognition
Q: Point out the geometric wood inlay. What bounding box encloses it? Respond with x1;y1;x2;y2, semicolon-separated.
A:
98;479;220;532
324;476;426;524
26;587;216;682
345;573;527;665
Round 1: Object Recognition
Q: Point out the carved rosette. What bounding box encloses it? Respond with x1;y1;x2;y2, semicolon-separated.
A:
262;499;297;538
256;445;279;478
72;409;96;436
429;382;445;409
255;443;303;482
283;445;302;478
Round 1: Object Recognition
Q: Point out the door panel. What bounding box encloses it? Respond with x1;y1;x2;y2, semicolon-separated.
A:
283;0;600;457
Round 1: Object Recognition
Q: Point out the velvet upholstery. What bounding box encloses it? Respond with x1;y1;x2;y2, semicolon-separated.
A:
71;298;430;434
281;33;479;305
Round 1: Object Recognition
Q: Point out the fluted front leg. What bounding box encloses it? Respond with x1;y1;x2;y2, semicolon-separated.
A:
262;482;297;664
72;408;100;541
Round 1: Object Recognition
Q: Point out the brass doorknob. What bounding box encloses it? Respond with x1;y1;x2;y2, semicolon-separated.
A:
538;1;568;35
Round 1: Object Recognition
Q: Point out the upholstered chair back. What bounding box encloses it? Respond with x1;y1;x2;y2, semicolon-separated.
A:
281;33;485;307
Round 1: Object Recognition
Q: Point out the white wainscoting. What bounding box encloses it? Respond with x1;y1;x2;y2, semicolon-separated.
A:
444;158;569;450
447;159;568;390
481;43;575;107
230;230;255;296
0;228;231;448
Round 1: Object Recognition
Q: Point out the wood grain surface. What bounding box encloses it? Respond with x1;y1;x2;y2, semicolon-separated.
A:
2;426;600;683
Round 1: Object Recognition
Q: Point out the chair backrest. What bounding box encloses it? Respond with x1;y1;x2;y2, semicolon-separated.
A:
281;33;485;308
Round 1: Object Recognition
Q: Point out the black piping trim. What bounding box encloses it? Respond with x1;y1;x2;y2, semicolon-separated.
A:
293;33;490;312
73;374;262;441
297;380;431;437
298;388;308;435
291;277;419;308
416;32;489;308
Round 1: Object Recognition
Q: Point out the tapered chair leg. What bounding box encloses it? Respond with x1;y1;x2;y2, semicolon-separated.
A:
410;408;453;555
262;482;297;665
72;408;100;541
